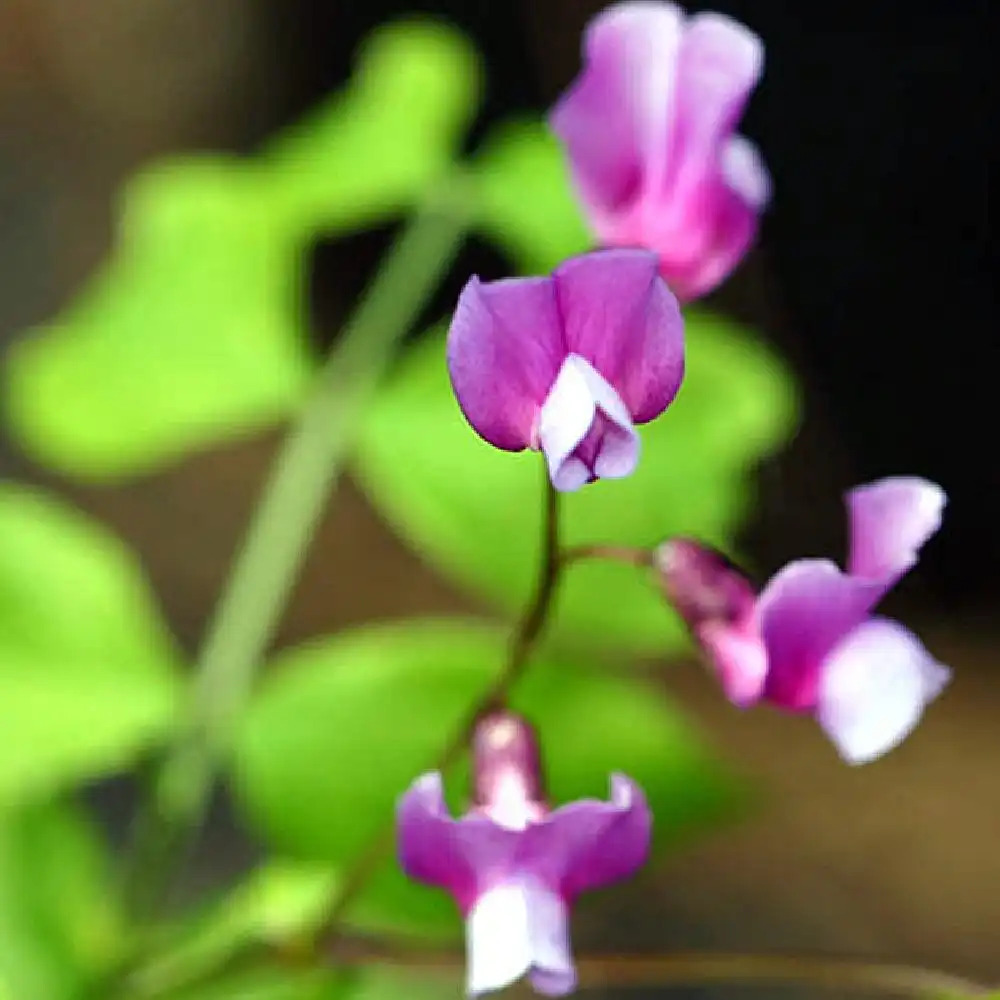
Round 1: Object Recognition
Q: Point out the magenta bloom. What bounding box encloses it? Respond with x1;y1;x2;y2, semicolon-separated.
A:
447;249;683;492
397;711;651;996
550;3;770;301
657;478;951;763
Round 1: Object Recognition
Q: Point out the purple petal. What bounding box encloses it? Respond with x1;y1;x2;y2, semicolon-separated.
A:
817;617;951;764
653;154;762;301
396;772;515;912
466;879;575;997
758;560;881;710
698;621;768;706
522;773;652;901
549;2;684;213
662;12;764;202
537;354;639;492
846;477;946;590
654;537;757;633
552;250;684;422
654;537;766;703
446;275;565;451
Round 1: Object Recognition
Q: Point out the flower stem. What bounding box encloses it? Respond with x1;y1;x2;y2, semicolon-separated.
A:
322;937;992;998
317;471;563;941
334;942;993;997
122;181;472;919
560;541;653;569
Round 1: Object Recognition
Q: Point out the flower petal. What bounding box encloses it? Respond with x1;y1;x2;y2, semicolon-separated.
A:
722;133;771;210
661;134;769;300
759;560;881;710
664;12;764;201
446;275;564;451
523;773;652;900
466;879;575;997
846;477;946;589
553;250;684;422
397;771;513;911
817;617;951;765
537;354;638;492
549;2;684;213
698;620;768;706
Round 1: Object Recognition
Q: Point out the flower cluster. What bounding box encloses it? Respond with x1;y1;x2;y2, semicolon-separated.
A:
398;3;950;995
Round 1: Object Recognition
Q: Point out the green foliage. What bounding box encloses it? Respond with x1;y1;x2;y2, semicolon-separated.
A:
158;967;456;1000
354;314;796;654
472;120;591;273
232;619;738;939
0;486;181;804
0;801;122;1000
261;20;481;235
137;862;340;995
2;21;481;481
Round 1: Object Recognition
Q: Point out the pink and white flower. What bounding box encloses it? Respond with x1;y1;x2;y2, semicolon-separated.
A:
447;249;684;491
397;711;652;996
550;3;770;301
656;478;951;763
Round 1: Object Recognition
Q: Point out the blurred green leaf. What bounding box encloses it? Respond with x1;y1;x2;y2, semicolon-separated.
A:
0;485;181;803
232;619;737;939
138;862;339;995
353;314;797;654
2;160;309;480
2;20;481;482
0;801;122;1000
263;20;481;235
473;120;591;273
158;967;348;1000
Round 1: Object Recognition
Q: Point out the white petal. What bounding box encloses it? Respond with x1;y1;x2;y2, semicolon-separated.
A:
537;356;596;490
466;878;575;997
537;354;638;491
817;617;951;765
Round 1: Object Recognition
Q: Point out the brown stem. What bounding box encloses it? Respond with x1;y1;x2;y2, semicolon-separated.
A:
317;470;562;943
560;541;653;569
325;938;993;997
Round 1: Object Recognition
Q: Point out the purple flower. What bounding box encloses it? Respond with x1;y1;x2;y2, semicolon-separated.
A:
447;249;683;492
656;477;951;763
550;3;770;301
397;711;652;996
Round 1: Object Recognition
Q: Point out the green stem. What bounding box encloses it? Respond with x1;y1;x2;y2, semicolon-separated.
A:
317;472;562;942
123;182;472;918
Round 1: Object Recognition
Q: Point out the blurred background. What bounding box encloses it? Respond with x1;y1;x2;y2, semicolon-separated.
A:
0;0;994;996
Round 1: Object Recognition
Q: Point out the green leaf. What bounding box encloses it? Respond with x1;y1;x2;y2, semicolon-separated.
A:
138;862;340;996
232;619;737;939
158;967;349;1000
140;859;458;999
2;160;310;480
353;314;797;654
0;801;123;1000
472;119;591;273
2;20;481;482
263;20;481;236
0;485;181;803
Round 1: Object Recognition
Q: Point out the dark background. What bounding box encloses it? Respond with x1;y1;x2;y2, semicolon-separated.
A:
0;1;995;993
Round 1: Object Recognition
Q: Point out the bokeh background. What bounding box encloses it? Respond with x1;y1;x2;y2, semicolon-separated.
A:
0;1;994;996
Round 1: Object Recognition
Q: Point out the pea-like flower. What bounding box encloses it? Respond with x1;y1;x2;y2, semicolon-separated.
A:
656;477;951;763
397;710;652;996
550;2;770;301
447;249;684;492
